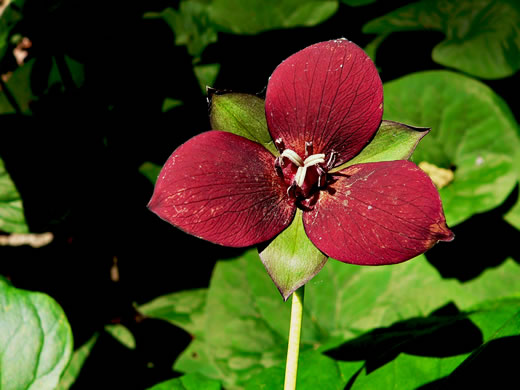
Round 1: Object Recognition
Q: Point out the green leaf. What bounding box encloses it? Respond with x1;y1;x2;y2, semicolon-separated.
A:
383;71;520;226
147;372;221;390
0;156;28;233
333;120;429;171
172;249;520;388
138;288;207;337
363;0;520;79
351;354;467;389
104;324;136;350
245;350;363;389
208;0;338;35
259;209;328;301
209;92;277;155
331;299;520;389
174;251;289;389
57;333;99;390
0;282;73;390
447;304;520;384
440;152;517;226
158;1;218;59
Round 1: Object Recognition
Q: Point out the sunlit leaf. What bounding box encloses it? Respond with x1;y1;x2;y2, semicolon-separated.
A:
383;71;520;226
245;351;363;389
363;0;520;79
0;282;73;390
172;249;520;388
349;300;520;389
147;372;221;390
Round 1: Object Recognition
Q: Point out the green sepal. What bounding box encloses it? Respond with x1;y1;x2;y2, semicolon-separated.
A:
258;209;328;301
208;91;278;155
333;120;429;172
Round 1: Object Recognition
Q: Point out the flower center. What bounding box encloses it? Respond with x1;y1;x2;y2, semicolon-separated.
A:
274;140;337;206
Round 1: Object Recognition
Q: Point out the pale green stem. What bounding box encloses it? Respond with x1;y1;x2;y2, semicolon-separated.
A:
284;285;305;390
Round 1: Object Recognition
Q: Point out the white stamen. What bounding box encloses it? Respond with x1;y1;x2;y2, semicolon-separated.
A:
281;149;327;189
294;166;308;187
303;153;326;167
280;149;303;166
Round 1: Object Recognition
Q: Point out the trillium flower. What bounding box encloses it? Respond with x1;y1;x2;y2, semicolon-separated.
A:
149;39;453;299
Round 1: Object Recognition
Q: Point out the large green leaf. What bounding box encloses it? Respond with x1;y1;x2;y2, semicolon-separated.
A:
147;372;221;390
285;301;520;390
446;303;520;386
244;350;363;390
348;299;520;389
363;0;520;79
174;251;289;389
383;71;520;226
0;281;73;390
168;249;520;389
0;156;28;233
209;92;277;155
259;209;328;301
208;0;338;35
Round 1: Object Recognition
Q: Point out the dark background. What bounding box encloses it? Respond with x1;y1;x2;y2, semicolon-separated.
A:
0;0;518;388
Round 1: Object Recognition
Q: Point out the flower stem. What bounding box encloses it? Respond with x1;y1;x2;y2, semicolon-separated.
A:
284;285;304;390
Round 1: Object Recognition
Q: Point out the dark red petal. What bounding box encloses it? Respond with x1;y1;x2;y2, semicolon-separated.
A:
266;39;383;166
303;161;453;265
148;131;296;247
